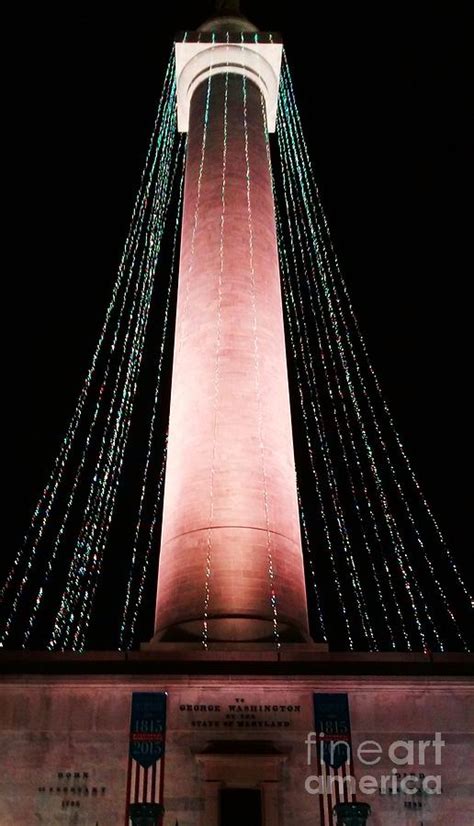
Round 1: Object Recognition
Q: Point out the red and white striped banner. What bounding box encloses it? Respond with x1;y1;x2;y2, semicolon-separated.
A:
125;756;165;811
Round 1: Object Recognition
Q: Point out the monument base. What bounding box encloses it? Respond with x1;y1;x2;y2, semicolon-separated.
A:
0;651;472;825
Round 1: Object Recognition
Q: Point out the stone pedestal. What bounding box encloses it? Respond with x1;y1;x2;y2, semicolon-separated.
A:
1;661;473;825
333;802;371;826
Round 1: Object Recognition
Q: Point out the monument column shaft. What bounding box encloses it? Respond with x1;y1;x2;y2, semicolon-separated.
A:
154;73;310;642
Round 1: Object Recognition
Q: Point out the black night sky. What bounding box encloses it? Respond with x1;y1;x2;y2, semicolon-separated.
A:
3;3;472;649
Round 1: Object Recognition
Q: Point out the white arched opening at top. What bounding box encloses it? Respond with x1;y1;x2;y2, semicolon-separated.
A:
175;40;283;133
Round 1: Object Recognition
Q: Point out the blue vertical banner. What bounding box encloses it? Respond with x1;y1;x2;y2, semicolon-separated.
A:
313;693;351;770
129;692;167;769
313;693;355;825
125;692;167;825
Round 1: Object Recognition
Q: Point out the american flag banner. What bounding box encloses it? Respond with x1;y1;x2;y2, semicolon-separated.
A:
313;694;356;826
125;692;167;826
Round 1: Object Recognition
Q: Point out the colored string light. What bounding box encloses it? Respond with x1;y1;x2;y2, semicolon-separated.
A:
23;95;181;651
54;112;182;651
7;55;180;651
277;114;399;650
278;93;434;651
275;54;470;651
276;192;356;650
255;43;330;647
119;143;186;651
1;52;178;648
281;55;470;617
2;41;470;655
297;481;328;643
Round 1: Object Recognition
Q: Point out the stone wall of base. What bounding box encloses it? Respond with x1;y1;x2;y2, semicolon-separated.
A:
0;674;473;825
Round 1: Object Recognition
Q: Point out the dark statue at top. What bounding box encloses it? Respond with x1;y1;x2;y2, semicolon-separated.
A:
215;0;242;15
199;0;256;32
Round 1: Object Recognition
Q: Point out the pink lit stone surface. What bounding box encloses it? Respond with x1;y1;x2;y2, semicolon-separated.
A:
0;675;473;825
154;74;309;642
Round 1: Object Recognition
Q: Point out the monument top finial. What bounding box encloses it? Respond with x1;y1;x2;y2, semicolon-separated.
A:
199;0;258;33
214;0;241;14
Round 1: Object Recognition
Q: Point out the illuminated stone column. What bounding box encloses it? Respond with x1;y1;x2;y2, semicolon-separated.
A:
152;27;310;644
